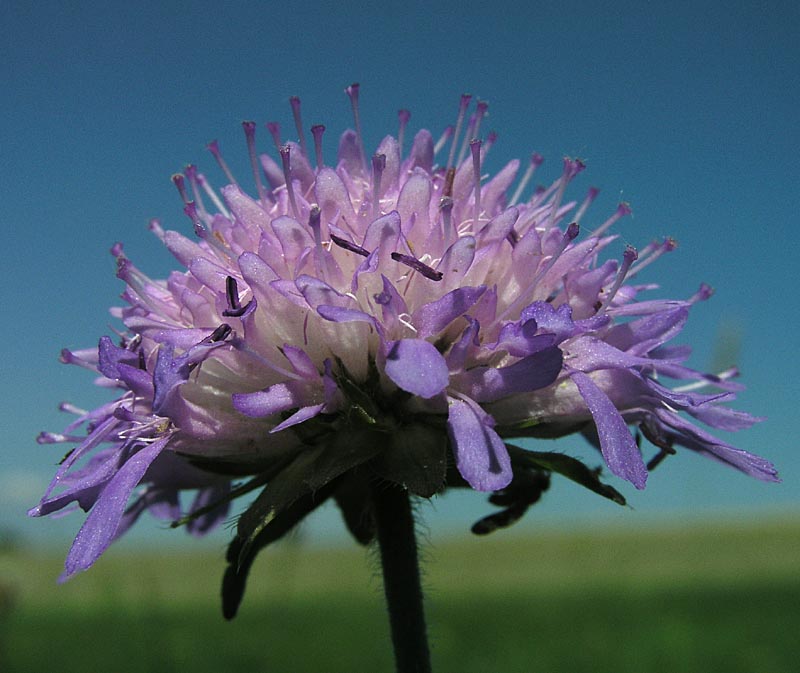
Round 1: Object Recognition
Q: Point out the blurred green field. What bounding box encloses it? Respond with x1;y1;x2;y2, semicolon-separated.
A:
2;517;799;673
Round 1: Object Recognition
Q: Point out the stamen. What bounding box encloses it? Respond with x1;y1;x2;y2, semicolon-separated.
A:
311;124;325;169
266;122;282;153
222;276;253;317
592;202;632;238
279;144;301;220
289;96;308;158
458;100;488;165
433;126;454;156
308;204;322;246
629;237;676;277
494;223;580;324
509;153;544;206
331;233;370;257
689;282;714;303
205;323;233;344
390;252;444;281
184;202;231;258
397;109;411;159
439;196;454;237
206;140;237;186
442;167;456;198
172;174;189;204
194;171;229;218
572;186;600;226
548;158;585;229
345;83;367;173
242;121;270;205
372;153;386;221
598;245;638;312
447;94;472;170
470;139;482;228
59;402;88;416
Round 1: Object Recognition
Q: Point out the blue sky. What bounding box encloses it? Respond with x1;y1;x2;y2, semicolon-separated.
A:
2;0;798;551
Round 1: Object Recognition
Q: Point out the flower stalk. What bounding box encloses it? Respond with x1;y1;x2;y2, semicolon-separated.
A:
372;483;431;673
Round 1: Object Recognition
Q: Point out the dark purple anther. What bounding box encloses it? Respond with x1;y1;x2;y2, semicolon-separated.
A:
373;291;391;305
331;233;370;257
289;96;308;158
206;324;233;343
311;124;325;169
308;204;321;230
390;252;444;281
566;222;580;240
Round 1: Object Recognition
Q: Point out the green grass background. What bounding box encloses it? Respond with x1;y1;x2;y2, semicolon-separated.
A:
2;517;798;672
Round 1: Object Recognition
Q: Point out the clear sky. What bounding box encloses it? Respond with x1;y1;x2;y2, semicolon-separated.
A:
2;0;798;551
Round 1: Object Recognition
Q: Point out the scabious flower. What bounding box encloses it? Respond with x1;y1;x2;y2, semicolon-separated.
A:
31;86;777;605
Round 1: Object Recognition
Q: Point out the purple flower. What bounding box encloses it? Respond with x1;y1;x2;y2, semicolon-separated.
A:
31;86;777;591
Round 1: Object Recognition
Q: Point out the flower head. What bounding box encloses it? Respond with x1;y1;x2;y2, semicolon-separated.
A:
31;86;777;599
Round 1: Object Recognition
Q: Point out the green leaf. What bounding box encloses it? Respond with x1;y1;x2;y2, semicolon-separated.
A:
506;443;627;506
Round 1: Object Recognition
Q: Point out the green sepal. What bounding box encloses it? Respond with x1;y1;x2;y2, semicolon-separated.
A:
333;472;375;546
235;428;384;567
370;423;447;498
506;443;626;506
221;484;336;620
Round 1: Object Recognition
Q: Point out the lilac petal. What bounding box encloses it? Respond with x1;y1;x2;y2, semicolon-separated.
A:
314;166;355;222
403;129;434;173
295;274;353;309
457;346;564;403
97;336;139;379
606;308;689;354
685;403;764;431
446;396;512;491
489;319;556;357
396;172;433;233
271;215;314;265
270;403;326;433
317;304;378;329
652;408;778;481
233;382;308;418
152;333;228;415
477;206;519;245
62;436;170;579
571;371;647;489
446;317;481;372
520;302;578;343
385;339;449;399
281;344;319;379
567;337;680;373
412;285;487;338
362;211;401;256
438;236;476;290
